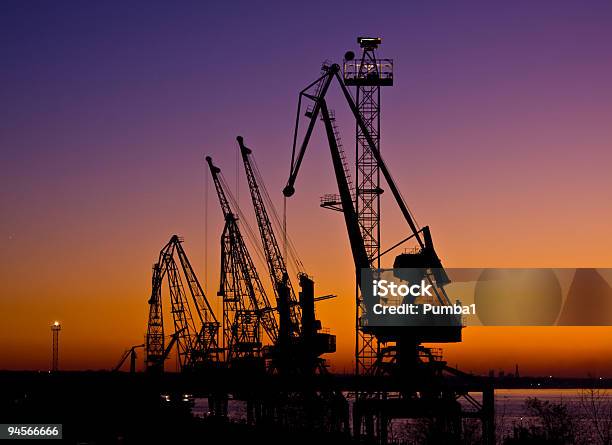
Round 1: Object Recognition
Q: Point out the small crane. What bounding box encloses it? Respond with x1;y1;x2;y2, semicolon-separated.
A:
113;344;144;373
145;235;220;373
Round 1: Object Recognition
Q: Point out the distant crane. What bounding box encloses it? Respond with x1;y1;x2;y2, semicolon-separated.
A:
206;156;278;365
145;235;220;373
113;344;144;373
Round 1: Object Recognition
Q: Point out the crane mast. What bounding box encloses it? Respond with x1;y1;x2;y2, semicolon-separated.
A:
163;251;200;367
145;263;164;371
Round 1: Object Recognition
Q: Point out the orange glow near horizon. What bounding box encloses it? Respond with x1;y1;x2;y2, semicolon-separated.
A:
3;217;612;377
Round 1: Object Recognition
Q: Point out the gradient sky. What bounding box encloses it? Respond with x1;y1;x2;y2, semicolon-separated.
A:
2;1;612;375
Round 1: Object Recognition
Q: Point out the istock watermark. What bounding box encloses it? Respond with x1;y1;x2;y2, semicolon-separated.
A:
372;279;433;298
360;268;612;327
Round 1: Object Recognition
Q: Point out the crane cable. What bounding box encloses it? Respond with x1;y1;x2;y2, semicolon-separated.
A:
250;153;305;275
203;156;209;295
283;196;287;274
218;172;268;270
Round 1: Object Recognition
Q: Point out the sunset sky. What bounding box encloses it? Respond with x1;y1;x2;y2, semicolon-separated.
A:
2;1;612;376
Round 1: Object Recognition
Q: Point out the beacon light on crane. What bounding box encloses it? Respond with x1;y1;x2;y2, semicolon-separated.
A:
357;36;382;49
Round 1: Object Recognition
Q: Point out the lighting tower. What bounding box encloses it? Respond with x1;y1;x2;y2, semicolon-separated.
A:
343;37;393;375
51;321;61;372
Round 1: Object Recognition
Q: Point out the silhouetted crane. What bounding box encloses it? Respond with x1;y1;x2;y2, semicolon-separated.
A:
283;62;457;350
238;137;336;376
282;59;468;443
206;156;278;366
237;136;302;340
145;235;220;373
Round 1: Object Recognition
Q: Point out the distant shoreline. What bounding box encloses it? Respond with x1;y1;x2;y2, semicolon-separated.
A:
1;370;610;390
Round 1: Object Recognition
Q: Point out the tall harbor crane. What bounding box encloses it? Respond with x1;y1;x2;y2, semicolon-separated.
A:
283;60;457;347
145;235;220;373
206;156;278;365
282;57;474;443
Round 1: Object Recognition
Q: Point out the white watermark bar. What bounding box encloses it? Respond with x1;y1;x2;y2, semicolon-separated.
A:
360;268;612;327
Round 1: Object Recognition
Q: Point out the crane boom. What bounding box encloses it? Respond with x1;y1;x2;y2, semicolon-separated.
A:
286;66;337;195
174;240;217;325
238;136;301;336
172;240;221;365
319;100;370;275
282;65;426;250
